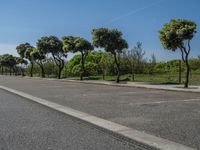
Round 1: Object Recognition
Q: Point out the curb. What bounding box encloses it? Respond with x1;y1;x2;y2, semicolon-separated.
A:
2;75;200;93
19;76;200;93
0;85;195;150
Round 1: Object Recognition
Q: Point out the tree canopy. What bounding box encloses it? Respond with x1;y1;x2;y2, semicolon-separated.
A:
92;28;128;54
16;43;33;59
159;19;197;51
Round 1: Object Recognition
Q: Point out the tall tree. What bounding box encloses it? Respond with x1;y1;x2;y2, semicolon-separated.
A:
159;19;197;88
63;36;93;80
16;43;34;77
37;36;67;79
92;28;128;83
30;48;46;78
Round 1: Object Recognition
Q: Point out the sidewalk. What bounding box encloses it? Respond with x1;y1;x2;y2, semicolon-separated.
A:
63;79;200;93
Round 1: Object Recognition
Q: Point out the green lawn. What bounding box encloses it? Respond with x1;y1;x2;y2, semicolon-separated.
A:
68;73;200;86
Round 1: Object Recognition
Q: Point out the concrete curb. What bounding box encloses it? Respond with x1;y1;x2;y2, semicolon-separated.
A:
19;76;200;93
2;75;200;93
0;85;195;150
64;80;200;93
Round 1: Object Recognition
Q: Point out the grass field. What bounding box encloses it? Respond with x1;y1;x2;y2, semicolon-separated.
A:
68;73;200;86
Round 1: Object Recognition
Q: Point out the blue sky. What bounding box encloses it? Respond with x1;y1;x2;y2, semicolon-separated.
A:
0;0;199;61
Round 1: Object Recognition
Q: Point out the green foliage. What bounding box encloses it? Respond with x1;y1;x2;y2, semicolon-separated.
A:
16;43;33;59
25;59;57;77
92;28;128;54
63;36;93;54
62;51;104;77
159;19;197;51
99;52;115;76
31;48;45;62
0;54;16;68
37;36;63;55
85;62;98;76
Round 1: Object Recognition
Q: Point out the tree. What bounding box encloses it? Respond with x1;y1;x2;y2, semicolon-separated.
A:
37;36;67;79
30;48;46;78
14;57;28;76
16;43;35;77
62;36;93;80
0;54;16;75
159;19;197;88
92;28;128;83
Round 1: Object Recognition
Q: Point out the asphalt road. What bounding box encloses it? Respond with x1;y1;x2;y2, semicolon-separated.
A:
0;89;142;150
0;76;200;149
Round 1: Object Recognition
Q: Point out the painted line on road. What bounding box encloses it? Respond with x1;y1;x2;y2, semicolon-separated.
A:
0;85;195;150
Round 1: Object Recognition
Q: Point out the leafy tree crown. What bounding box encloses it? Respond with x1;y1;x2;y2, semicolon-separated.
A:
37;36;63;55
62;36;93;54
16;43;33;58
92;28;128;54
159;19;197;51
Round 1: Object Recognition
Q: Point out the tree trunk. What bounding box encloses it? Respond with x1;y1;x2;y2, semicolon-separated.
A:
13;68;17;76
80;53;85;81
9;67;12;76
114;53;120;83
132;73;135;81
178;60;182;84
1;67;3;75
185;56;190;88
30;62;33;77
52;55;65;79
102;72;105;80
21;68;25;76
58;66;62;79
57;60;64;79
40;65;45;78
132;64;135;81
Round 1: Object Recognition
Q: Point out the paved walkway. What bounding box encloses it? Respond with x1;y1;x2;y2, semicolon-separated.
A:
65;79;200;93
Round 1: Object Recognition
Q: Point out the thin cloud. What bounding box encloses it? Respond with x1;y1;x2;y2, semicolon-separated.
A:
107;0;165;24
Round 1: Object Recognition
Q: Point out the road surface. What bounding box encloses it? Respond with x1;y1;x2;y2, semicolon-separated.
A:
0;76;200;149
0;89;141;150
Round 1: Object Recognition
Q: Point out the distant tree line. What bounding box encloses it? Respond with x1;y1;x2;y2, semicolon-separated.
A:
0;19;198;88
0;54;27;76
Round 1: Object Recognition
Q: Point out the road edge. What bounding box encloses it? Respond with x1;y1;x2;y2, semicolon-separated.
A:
23;76;200;93
0;85;195;150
